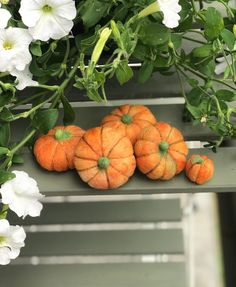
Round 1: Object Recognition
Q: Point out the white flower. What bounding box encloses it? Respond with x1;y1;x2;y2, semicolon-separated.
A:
157;0;181;28
0;4;11;28
0;171;44;218
0;219;26;265
11;65;38;90
19;0;77;41
0;27;32;73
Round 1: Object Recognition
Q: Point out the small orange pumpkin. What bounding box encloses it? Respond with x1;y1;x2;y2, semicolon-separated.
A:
74;126;136;190
135;122;188;180
185;154;214;185
101;104;156;145
34;125;85;172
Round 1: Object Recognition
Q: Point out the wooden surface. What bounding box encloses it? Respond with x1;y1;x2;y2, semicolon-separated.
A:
0;263;187;287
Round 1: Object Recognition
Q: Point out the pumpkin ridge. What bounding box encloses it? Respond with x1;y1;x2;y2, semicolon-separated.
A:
51;142;59;171
166;126;174;142
87;170;100;184
160;155;168;179
105;169;111;189
110;162;129;178
146;156;163;176
58;141;71;168
168;147;187;157
136;151;158;157
83;137;100;157
74;155;98;161
134;118;156;127
187;163;199;180
107;136;127;157
196;162;205;183
75;165;98;172
154;124;164;141
169;139;186;146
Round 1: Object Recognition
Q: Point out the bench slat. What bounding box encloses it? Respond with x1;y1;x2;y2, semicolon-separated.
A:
0;263;187;287
14;147;236;195
10;199;182;225
21;229;183;256
12;104;214;142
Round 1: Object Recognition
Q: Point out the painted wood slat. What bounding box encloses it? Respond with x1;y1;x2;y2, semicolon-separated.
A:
21;229;184;256
12;104;214;142
0;263;187;287
10;199;182;225
14;147;236;195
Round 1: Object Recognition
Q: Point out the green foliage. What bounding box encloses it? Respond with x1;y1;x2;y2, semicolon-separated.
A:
32;109;59;134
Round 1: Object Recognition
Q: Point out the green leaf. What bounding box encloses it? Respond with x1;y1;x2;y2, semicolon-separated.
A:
204;7;224;40
0;171;15;185
139;22;170;46
138;61;154;84
87;89;103;102
32;109;59;134
0;108;14;122
30;41;42;57
171;34;182;49
115;60;133;85
80;0;111;28
216;90;236;102
12;154;24;165
0;147;9;156
0;123;10;146
192;44;212;58
221;29;235;51
61;96;75;125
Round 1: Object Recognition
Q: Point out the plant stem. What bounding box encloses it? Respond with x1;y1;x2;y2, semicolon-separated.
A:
0;205;9;220
175;65;187;102
178;63;236;90
33;84;59;91
11;129;36;155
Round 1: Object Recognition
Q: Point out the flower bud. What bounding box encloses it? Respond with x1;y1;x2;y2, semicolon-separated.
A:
0;0;9;4
233;24;236;38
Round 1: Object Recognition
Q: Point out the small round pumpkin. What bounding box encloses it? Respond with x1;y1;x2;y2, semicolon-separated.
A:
101;104;157;145
74;126;136;190
185;154;214;185
34;125;85;172
135;122;188;180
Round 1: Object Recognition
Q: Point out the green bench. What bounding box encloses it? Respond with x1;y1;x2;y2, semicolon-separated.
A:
0;79;231;286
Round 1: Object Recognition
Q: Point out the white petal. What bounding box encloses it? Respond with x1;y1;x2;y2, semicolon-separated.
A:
0;219;10;236
0;8;11;29
11;66;38;90
0;247;11;265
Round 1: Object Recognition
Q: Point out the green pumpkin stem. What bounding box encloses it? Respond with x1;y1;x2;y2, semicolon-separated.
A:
192;155;204;165
159;141;169;154
54;129;72;141
98;157;110;170
121;114;133;124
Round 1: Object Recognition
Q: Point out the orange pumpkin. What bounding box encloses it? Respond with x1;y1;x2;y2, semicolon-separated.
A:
74;126;136;190
135;122;188;180
185;154;214;185
101;104;156;145
34;125;85;172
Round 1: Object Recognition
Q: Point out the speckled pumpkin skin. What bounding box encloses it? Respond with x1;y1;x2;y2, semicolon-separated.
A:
74;126;136;190
101;104;157;145
134;122;188;180
34;125;85;172
185;154;214;185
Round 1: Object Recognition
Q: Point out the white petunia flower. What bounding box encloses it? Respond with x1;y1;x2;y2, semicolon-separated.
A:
0;219;26;265
0;27;32;73
157;0;181;28
11;65;38;90
0;4;11;28
19;0;77;41
0;171;44;219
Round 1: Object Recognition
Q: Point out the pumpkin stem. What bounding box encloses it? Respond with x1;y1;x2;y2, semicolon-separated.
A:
192;155;204;165
159;141;169;154
98;157;110;170
121;114;133;125
54;129;72;141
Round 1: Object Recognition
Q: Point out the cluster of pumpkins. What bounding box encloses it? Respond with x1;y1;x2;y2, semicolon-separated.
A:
33;104;214;190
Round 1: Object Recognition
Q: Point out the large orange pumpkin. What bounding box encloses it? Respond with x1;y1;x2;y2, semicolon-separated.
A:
135;122;188;180
74;126;136;190
101;104;156;145
34;125;85;172
185;154;214;185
